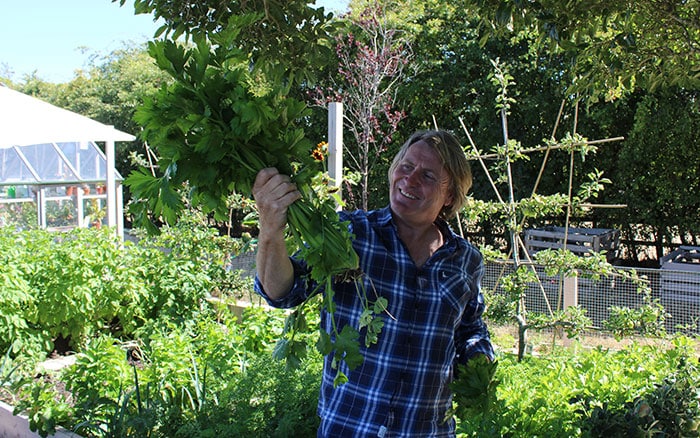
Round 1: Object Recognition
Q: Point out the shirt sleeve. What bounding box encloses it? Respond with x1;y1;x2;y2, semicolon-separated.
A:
455;262;496;363
253;257;316;309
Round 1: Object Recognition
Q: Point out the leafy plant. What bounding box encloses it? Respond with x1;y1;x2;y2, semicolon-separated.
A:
38;301;313;437
579;338;700;437
455;338;700;437
0;229;43;356
449;355;500;436
12;375;73;438
126;21;393;379
164;354;322;438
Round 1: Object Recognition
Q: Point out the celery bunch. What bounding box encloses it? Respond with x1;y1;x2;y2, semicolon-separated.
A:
127;37;380;380
127;38;358;277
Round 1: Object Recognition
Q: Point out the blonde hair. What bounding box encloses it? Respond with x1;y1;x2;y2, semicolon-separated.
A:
388;130;472;220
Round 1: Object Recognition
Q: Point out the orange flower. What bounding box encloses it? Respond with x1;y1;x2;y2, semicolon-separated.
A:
312;141;328;161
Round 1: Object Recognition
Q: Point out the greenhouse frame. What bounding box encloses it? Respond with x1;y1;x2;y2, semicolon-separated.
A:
0;85;134;237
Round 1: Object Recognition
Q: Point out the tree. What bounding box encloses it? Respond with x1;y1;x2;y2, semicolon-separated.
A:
117;0;337;82
612;88;700;258
351;0;699;259
11;44;170;188
311;3;410;210
463;0;700;98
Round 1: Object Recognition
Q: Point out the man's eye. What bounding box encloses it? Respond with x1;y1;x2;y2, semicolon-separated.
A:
424;173;437;181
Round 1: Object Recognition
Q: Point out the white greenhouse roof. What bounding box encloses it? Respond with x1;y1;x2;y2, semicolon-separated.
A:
0;85;134;147
0;85;134;185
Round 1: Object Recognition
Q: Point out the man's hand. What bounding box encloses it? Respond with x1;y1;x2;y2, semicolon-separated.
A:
253;168;301;300
252;167;302;233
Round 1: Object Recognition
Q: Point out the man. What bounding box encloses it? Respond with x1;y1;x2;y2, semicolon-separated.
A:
253;130;494;437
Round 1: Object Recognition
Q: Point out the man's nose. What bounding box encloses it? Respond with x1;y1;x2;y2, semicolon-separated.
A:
405;169;421;185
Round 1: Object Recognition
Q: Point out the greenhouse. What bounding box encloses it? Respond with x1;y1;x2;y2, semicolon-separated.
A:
0;85;134;236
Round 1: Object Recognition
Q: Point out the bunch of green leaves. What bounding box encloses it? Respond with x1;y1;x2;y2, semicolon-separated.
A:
127;32;359;281
126;25;380;378
272;269;389;387
449;355;500;435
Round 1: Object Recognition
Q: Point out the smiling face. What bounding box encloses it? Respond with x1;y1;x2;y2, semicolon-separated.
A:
389;140;454;228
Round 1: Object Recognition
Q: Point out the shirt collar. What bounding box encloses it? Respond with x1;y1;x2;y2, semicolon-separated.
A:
378;205;461;249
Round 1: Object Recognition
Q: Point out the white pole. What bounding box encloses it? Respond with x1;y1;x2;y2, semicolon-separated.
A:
106;138;117;230
117;183;124;239
328;102;343;209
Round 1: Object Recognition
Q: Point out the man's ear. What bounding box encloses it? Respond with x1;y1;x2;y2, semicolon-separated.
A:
443;190;454;208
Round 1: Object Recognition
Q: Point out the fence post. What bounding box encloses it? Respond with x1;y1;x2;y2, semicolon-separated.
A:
561;273;579;345
327;102;343;209
563;274;579;308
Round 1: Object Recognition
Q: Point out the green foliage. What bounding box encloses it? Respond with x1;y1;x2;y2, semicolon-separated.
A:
613;89;700;251
0;230;40;356
449;355;500;429
454;339;700;437
464;0;700;97
26;228;139;350
12;378;73;438
65;337;133;404
26;304;316;438
166;354;322;438
128;34;359;280
128;35;314;225
123;0;336;79
4;224;698;437
0;219;249;357
579;338;700;437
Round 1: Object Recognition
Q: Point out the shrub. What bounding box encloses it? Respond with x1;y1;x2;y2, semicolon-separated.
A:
0;218;247;356
160;354;322;438
454;337;700;437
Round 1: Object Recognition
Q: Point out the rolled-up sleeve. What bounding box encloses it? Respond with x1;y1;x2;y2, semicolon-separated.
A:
254;257;316;309
455;264;495;362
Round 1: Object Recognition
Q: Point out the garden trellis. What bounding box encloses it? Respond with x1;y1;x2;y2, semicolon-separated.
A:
449;60;670;358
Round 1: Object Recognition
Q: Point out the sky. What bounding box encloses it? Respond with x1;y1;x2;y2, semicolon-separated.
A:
0;0;350;84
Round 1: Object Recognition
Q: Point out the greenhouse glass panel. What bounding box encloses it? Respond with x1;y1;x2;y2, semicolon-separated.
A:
57;141;107;181
19;143;78;183
1;148;37;183
0;199;38;229
45;198;78;228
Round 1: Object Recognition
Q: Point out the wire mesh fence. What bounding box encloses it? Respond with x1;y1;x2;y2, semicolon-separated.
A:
482;262;700;336
229;249;699;336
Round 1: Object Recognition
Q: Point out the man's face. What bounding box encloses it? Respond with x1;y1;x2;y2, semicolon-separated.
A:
389;140;453;227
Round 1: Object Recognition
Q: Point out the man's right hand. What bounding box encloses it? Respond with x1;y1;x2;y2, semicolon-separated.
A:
252;167;302;232
252;168;301;300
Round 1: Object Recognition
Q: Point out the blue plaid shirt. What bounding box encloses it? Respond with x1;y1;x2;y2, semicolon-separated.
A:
255;207;494;437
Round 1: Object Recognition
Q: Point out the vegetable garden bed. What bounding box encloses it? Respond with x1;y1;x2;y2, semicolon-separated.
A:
0;400;79;438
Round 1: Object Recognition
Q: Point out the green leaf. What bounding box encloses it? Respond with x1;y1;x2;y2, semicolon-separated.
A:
316;329;332;356
272;338;289;362
373;297;388;314
334;325;363;370
333;371;349;388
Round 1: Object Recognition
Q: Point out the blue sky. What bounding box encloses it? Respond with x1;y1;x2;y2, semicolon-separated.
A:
0;0;349;84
